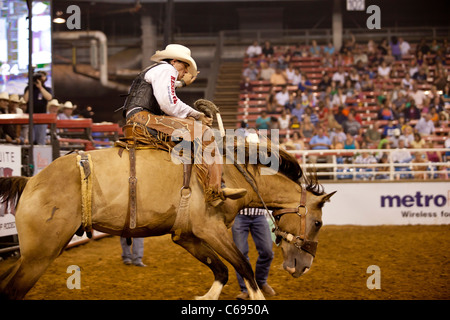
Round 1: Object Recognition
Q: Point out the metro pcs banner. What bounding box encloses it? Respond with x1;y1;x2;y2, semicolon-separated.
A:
321;182;450;225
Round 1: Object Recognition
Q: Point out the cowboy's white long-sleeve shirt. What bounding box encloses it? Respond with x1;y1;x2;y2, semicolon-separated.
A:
144;62;202;119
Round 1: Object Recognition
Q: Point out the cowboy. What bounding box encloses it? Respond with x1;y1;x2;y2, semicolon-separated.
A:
122;44;246;205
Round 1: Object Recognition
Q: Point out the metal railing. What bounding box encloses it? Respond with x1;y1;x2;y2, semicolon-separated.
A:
287;148;450;181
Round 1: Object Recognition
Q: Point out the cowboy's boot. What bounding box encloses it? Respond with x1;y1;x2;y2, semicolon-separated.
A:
222;184;247;199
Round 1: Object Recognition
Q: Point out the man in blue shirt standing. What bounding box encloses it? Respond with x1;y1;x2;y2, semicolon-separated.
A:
309;127;332;163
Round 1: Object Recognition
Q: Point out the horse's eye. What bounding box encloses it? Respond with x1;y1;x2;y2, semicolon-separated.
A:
315;220;322;228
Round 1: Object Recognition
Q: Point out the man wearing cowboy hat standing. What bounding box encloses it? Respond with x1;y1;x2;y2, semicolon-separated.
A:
122;44;246;205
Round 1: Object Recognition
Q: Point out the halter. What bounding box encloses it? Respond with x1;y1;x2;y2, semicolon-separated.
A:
233;163;318;257
272;190;318;257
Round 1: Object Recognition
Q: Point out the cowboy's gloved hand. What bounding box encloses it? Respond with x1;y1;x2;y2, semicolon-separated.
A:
198;113;213;127
181;71;200;86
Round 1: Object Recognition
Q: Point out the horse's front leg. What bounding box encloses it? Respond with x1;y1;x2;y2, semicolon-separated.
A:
191;215;265;300
171;232;228;300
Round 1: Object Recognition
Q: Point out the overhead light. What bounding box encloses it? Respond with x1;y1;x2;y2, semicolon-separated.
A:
53;10;65;24
53;17;66;24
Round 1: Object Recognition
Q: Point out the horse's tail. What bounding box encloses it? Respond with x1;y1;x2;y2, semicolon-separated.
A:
0;177;30;209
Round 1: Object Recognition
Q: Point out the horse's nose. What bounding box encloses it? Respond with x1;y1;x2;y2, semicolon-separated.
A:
284;265;296;274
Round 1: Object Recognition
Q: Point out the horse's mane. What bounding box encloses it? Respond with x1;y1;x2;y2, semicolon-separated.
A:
193;99;324;196
227;138;324;196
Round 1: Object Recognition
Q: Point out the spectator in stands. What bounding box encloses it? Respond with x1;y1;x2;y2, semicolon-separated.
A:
243;63;259;81
403;99;421;121
255;111;271;130
416;38;431;56
377;38;389;56
274;85;290;108
246;41;262;58
308;127;332;163
433;68;448;91
9;95;28;144
425;141;442;163
415;113;435;136
363;122;381;148
298;73;314;93
277;48;291;70
270;68;288;86
278;109;291;130
401;73;413;90
323;42;335;56
408;57;419;77
330;124;346;149
262;41;274;58
285;63;295;83
290;68;302;87
376;153;390;179
334;106;348;125
58;101;75;120
389;36;402;61
377;61;391;79
343;132;359;150
317;73;332;93
401;125;415;147
259;61;275;81
342;112;361;136
240;76;254;93
412;67;428;84
391;139;412;163
410;132;426;149
411;151;428;179
265;87;277;113
444;132;450;162
332;66;347;87
382;120;399;138
47;99;60;115
408;82;427;108
378;103;395;121
301;115;315;138
309;40;321;56
284;92;298;113
290;100;305;123
398;37;411;56
0;92;20;144
23;71;53;145
289;130;305;151
360;73;374;91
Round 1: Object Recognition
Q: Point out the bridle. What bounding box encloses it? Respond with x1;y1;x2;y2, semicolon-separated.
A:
272;189;318;257
233;163;318;258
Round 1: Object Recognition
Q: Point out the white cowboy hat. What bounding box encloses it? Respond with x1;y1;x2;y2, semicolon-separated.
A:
61;101;75;110
47;99;60;110
0;92;9;101
151;44;197;76
9;94;20;103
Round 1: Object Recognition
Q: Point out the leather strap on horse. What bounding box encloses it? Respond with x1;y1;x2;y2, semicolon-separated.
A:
171;163;193;241
128;147;138;229
76;151;93;233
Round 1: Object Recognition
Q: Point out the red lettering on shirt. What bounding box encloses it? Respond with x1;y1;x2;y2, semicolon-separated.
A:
170;76;178;104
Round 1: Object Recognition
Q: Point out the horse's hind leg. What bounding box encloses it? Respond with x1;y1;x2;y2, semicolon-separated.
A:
172;232;228;300
0;201;80;299
192;219;265;300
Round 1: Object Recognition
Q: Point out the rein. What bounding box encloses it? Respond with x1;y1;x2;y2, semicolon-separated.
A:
233;163;318;257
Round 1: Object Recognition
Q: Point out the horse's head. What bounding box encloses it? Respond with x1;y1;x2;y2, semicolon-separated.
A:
274;190;336;278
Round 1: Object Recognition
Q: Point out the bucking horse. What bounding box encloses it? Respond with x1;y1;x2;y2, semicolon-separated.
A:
0;112;334;300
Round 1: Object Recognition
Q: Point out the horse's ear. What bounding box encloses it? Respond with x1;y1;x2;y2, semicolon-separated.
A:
320;191;337;204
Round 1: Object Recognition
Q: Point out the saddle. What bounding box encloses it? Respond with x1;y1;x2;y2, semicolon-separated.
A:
115;122;194;238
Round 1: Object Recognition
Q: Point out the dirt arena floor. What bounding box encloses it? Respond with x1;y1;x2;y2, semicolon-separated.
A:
0;225;449;300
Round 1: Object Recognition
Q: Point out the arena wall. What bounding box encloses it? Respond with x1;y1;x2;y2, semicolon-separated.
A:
321;181;450;225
